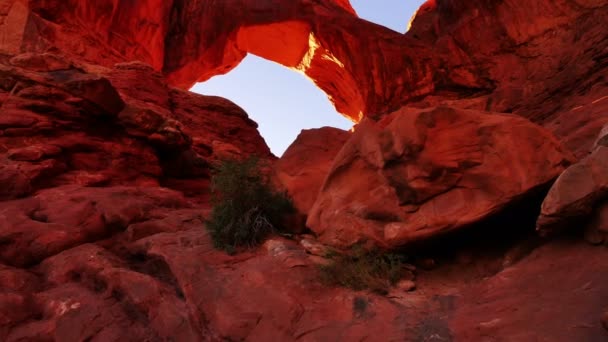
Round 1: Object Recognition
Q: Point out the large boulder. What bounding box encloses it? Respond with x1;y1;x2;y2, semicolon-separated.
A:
276;127;350;215
537;124;608;234
307;106;573;248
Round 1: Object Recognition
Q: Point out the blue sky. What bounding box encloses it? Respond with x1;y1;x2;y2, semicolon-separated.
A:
191;1;426;156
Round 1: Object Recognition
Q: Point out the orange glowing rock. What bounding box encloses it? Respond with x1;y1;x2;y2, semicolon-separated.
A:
236;21;312;68
307;106;575;248
4;0;605;155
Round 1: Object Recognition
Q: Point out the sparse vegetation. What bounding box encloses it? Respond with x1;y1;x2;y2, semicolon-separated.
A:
206;156;294;253
319;246;406;294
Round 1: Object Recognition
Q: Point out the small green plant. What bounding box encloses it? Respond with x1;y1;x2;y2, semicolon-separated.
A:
319;246;405;294
206;156;294;253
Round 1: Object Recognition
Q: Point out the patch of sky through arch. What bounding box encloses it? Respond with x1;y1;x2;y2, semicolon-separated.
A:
190;1;426;156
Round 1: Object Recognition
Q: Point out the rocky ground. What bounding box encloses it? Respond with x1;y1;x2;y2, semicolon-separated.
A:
1;0;608;341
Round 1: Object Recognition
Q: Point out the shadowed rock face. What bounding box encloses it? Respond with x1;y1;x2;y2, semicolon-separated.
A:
3;0;607;155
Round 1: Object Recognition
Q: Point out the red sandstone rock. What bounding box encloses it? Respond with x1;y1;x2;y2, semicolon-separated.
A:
0;52;271;198
4;205;607;341
276;127;350;214
407;0;608;156
0;185;189;267
308;106;573;248
590;202;608;236
537;125;608;234
0;158;66;200
31;244;201;341
2;0;606;155
0;50;275;339
451;241;608;341
1;1;608;341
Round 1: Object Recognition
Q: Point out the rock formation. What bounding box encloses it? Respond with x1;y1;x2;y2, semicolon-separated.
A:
1;0;608;340
537;123;608;238
0;52;270;200
307;106;573;248
3;0;606;155
275;127;350;215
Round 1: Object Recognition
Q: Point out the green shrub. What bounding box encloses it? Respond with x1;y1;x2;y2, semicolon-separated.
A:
319;246;405;294
206;156;294;253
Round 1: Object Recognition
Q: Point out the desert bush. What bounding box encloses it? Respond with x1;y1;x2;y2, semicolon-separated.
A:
319;246;405;294
206;156;294;253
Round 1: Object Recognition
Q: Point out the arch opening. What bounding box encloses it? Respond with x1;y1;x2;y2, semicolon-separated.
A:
191;55;353;156
350;0;428;33
186;1;436;156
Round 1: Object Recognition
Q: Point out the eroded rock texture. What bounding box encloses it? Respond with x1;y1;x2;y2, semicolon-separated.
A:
0;51;271;340
307;106;573;248
0;53;270;200
1;0;608;340
2;0;606;155
537;123;608;238
275;127;350;215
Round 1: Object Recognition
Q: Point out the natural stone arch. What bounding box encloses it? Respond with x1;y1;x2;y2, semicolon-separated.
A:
16;0;607;154
14;0;439;122
160;0;437;122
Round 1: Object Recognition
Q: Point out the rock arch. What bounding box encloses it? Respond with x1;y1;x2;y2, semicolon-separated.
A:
15;0;438;122
160;0;438;122
6;0;608;154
